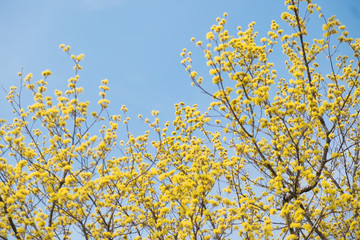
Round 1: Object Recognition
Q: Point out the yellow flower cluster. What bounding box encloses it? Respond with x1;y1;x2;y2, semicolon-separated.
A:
0;1;360;239
180;0;360;239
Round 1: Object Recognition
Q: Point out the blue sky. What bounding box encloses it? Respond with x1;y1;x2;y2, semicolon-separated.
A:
1;0;359;125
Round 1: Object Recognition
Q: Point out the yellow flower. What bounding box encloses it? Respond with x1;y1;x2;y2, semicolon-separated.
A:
41;69;52;77
76;53;85;61
101;79;109;85
206;32;214;40
270;209;277;215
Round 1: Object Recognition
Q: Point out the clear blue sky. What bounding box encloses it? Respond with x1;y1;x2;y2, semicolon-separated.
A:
1;0;359;124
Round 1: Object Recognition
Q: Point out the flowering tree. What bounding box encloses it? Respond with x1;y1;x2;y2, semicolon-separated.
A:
1;0;359;239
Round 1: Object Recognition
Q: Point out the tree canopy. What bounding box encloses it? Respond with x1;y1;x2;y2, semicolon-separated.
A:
1;0;359;239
